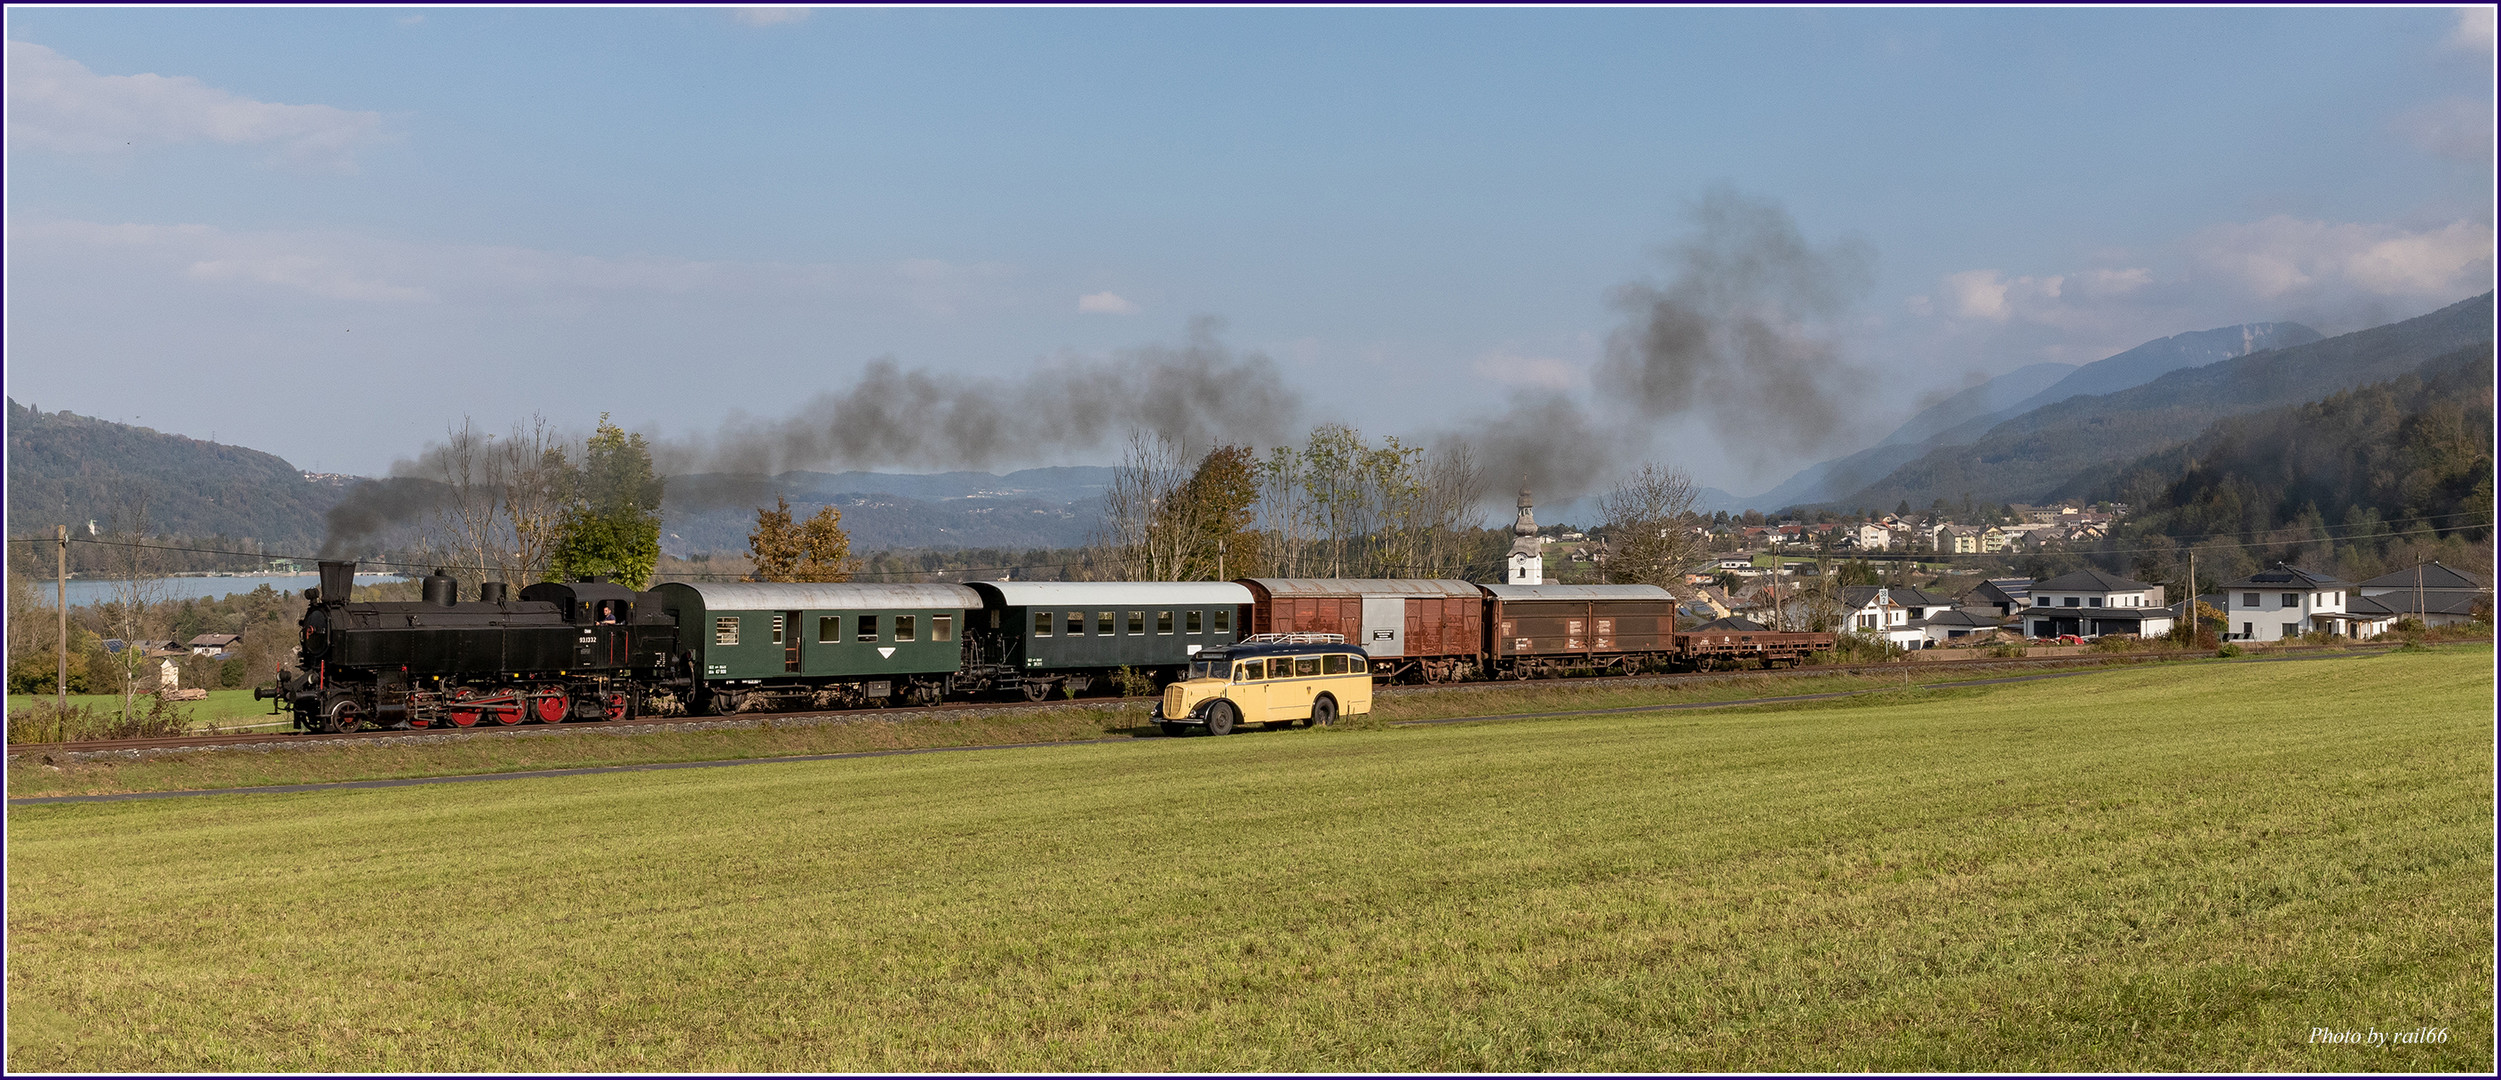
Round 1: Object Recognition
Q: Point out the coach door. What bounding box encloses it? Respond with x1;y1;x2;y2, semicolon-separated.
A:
780;610;801;672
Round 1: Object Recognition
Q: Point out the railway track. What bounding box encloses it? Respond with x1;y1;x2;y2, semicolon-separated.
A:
4;643;2399;759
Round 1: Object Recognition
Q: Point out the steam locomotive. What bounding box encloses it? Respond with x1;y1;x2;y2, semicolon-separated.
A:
265;560;1833;733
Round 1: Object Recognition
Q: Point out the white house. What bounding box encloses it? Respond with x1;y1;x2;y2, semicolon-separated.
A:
2024;568;2172;639
1835;586;1939;649
2217;564;2358;642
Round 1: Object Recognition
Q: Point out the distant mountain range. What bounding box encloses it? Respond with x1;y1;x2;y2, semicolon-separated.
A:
1699;297;2493;515
659;468;1110;554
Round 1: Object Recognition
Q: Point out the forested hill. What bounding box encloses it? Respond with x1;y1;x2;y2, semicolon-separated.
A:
2081;343;2494;581
1839;291;2497;511
5;400;348;546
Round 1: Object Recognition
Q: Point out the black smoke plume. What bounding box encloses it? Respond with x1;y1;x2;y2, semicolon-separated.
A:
657;318;1301;507
317;320;1303;553
1444;188;1876;499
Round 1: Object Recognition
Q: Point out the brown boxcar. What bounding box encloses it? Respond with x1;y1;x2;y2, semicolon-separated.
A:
1236;578;1485;682
1479;583;1681;676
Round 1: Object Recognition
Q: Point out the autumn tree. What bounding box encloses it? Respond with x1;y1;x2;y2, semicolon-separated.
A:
748;496;854;582
549;415;665;588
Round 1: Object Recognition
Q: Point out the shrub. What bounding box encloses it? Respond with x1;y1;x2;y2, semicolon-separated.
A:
6;695;194;744
1111;665;1158;698
2217;642;2243;658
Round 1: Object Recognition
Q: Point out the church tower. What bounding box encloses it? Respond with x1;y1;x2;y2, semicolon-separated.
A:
1505;488;1544;585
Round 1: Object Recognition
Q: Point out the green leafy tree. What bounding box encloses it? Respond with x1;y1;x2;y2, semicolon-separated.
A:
550;415;664;588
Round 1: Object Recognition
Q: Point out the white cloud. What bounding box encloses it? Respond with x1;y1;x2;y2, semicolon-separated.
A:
1077;291;1139;314
1470;349;1582;390
2448;6;2495;53
10;216;1026;313
4;40;388;170
2191;216;2495;301
733;7;811;27
2396;96;2495;162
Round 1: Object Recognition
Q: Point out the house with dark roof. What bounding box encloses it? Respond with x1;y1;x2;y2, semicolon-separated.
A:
2217;563;2360;642
1957;578;2029;619
2356;562;2492;629
2025;568;2172;639
1693;616;1768;633
1917;608;2005;644
187;633;242;656
1832;586;1947;649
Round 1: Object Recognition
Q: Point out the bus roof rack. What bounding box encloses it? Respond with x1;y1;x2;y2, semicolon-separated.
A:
1241;632;1347;644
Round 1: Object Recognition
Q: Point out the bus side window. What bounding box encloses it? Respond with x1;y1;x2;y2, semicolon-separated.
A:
1234;662;1253;683
1322;653;1344;675
1295;656;1319;677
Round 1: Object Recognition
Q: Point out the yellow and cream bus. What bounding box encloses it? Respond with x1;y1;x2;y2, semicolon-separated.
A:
1152;633;1371;736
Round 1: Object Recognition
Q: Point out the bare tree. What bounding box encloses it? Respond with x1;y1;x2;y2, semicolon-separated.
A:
1598;462;1702;596
494;414;574;584
1095;432;1196;581
99;499;169;725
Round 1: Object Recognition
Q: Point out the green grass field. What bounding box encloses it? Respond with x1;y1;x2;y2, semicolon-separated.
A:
7;647;2490;1071
8;688;283;730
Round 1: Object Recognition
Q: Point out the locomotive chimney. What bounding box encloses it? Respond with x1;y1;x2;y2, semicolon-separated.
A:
478;581;509;604
422;568;459;606
317;560;356;603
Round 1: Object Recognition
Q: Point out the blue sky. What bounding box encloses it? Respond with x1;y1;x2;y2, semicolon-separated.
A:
5;5;2492;495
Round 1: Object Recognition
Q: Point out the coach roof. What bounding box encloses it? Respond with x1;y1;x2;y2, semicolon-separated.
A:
656;581;983;610
1237;578;1483;598
968;581;1256;607
1478;583;1676;601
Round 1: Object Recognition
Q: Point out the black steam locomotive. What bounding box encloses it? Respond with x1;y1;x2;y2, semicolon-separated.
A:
264;561;686;732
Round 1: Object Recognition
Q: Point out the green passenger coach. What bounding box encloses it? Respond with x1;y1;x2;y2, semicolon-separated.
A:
654;581;981;713
960;580;1254;701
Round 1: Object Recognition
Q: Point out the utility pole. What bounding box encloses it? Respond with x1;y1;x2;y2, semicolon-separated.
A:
57;524;69;715
2185;550;2195;643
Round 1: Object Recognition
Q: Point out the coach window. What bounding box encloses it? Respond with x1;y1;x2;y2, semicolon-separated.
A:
1214;609;1231;633
931;615;954;642
895;615;916;642
1096;611;1115;635
818;616;840;644
1128;611;1145;634
1033;611;1053;637
1186;610;1203;634
1067;611;1085;635
1157;610;1174;634
715;616;740;646
858;614;879;642
771;614;786;644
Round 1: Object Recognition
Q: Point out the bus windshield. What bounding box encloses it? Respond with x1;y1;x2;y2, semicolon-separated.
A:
1187;659;1224;681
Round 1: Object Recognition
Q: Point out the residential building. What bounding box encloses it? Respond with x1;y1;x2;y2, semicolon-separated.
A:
2025;568;2172;639
1835;586;1934;649
2216;564;2359;641
187;633;242;656
2355;563;2491;628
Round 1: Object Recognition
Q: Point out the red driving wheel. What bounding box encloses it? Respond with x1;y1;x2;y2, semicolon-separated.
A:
534;692;570;725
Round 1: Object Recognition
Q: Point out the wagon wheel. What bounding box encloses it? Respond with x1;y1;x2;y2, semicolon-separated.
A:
533;692;571;725
446;688;483;727
1306;695;1338;729
1204;700;1238;737
713;690;744;716
1022;680;1055;703
322;695;364;734
490;688;527;726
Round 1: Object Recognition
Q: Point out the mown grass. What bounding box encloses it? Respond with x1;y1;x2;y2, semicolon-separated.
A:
6;646;2488;1071
8;688;276;729
7;664;2092;799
